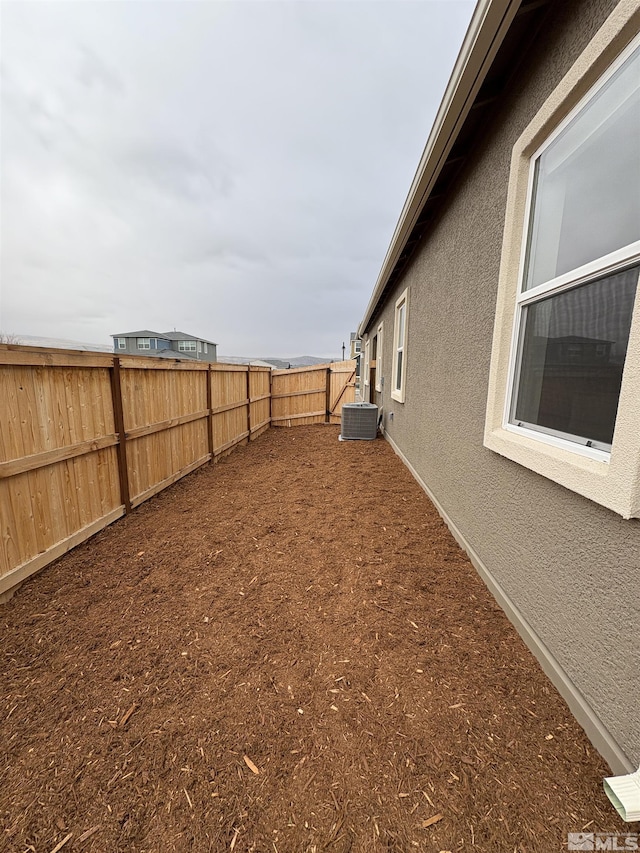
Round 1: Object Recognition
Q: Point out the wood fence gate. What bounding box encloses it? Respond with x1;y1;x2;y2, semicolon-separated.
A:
270;360;356;427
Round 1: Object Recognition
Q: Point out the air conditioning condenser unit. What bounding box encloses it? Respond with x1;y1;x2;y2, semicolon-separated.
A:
340;402;378;440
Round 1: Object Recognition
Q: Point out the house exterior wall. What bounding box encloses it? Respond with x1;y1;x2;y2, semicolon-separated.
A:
113;338;217;361
365;0;639;770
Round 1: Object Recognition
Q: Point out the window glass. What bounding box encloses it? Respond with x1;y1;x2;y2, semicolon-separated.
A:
396;349;404;392
395;301;406;392
524;44;640;290
513;266;638;447
398;303;405;349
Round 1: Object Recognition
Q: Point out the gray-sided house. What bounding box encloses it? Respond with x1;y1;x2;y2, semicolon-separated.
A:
111;330;217;362
358;0;640;778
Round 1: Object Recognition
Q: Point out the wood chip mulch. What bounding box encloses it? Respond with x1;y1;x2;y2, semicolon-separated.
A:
1;425;628;852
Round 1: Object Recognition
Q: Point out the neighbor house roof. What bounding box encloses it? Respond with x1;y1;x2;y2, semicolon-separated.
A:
162;331;218;346
111;330;166;338
358;0;552;336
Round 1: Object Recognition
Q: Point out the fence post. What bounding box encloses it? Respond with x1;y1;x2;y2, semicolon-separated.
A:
206;365;214;459
109;356;131;514
325;367;332;423
246;366;252;439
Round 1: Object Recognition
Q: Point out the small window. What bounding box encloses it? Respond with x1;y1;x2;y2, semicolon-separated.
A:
392;289;408;403
178;340;197;352
354;340;361;353
197;341;202;353
137;338;150;350
375;323;383;392
364;339;370;390
116;338;126;349
203;342;208;354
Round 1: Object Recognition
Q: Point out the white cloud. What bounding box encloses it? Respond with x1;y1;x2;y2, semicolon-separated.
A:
1;0;474;357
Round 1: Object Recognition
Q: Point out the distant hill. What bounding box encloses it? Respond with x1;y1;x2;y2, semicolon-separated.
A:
218;355;337;369
6;334;112;353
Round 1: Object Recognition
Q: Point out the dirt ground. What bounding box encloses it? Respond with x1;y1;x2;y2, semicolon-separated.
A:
1;425;628;853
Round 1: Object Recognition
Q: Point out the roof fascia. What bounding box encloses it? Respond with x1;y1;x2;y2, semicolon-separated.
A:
358;0;521;336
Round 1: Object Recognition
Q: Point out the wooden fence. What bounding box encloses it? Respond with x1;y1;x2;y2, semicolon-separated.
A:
271;360;356;426
0;347;274;598
0;349;355;597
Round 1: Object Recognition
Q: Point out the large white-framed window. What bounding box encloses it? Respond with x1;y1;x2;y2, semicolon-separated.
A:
485;13;640;519
178;340;197;352
137;337;150;350
391;288;408;403
375;322;384;392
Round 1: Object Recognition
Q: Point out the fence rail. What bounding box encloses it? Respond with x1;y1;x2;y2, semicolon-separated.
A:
0;347;356;598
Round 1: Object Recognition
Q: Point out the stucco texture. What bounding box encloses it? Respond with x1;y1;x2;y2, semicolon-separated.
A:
368;0;640;767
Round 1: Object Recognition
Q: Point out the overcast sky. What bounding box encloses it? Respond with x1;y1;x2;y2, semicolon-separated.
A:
1;0;474;357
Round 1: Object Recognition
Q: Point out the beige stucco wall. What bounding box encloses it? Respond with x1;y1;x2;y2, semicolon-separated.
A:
366;0;640;769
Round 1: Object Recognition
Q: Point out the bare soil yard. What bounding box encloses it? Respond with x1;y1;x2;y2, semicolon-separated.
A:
1;425;626;853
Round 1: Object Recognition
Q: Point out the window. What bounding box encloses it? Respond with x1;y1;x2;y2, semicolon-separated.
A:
178;340;197;352
364;339;370;393
510;40;640;453
375;323;383;392
354;340;361;353
197;341;202;353
203;342;208;354
484;16;640;518
392;289;408;403
137;338;150;350
115;338;126;349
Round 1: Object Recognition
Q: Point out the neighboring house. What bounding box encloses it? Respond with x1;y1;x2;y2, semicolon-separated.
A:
111;330;217;362
358;0;640;775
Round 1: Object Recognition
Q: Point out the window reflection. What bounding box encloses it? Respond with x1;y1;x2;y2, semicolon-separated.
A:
524;45;640;290
514;267;639;446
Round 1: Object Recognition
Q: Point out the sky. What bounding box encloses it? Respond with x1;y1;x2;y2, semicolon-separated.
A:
1;0;474;358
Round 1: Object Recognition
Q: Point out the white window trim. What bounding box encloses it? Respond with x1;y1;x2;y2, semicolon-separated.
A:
178;340;197;352
391;288;408;403
116;338;126;350
363;338;371;397
137;337;150;350
484;8;640;519
375;322;384;392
